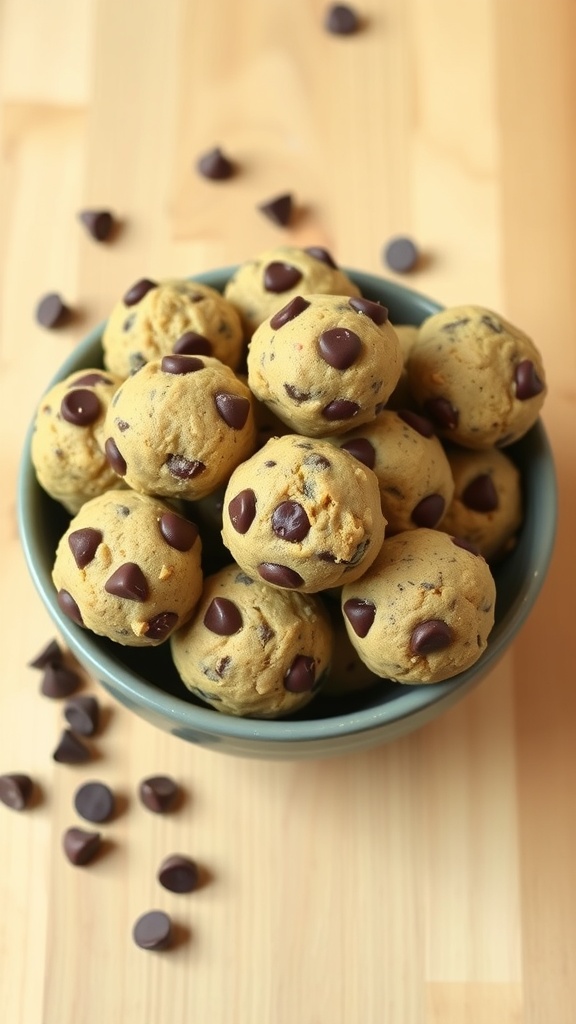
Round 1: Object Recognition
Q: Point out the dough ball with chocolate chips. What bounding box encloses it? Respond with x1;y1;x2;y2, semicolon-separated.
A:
221;433;386;594
247;292;402;437
52;489;203;646
223;245;361;336
103;354;257;501
406;305;547;448
438;445;523;562
170;563;333;718
31;368;125;514
102;277;245;378
341;528;496;684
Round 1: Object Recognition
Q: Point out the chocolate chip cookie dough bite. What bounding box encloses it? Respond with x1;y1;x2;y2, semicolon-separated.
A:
223;244;362;336
406;305;547;448
31;368;125;514
170;564;333;718
102;276;245;378
341;528;496;684
247;293;402;437
104;354;257;501
52;490;203;646
221;433;386;594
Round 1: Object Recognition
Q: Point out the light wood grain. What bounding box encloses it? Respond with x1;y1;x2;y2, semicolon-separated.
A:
1;1;575;1022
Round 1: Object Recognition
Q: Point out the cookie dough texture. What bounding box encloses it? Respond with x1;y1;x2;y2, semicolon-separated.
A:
102;277;244;378
247;292;402;437
31;368;125;514
438;445;523;561
104;354;257;501
171;564;333;718
341;528;496;683
52;490;203;646
224;245;361;336
406;305;547;448
221;434;387;593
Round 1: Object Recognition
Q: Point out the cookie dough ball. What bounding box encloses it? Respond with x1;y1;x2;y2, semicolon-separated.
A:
224;245;361;336
171;564;333;718
330;409;454;533
221;434;386;593
386;324;419;410
102;277;244;378
438;445;523;561
31;368;125;514
52;490;203;646
247;293;402;437
407;305;547;448
104;354;257;501
341;528;496;683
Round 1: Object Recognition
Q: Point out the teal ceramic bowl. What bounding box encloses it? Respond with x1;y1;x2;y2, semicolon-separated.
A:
17;269;557;759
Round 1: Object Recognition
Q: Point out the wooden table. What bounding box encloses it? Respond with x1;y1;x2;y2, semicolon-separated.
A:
1;1;574;1021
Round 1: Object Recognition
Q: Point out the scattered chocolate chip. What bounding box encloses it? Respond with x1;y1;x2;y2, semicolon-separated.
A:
410;619;454;655
62;827;101;866
35;292;71;329
214;392;250;429
68;527;103;569
173;331;212;356
161;354;204;374
480;314;503;333
348;297;388;325
73;781;115;823
272;500;311;542
411;493;445;528
284;655;316;692
324;3;360;34
302;452;331;470
263;261;303;293
70;372;113;387
133;910;172;951
78;209;114;242
159;512;198;551
115;418;130;432
270;295;310;329
29;638;62;669
105;563;148;602
57;589;84;626
203;597;243;635
165;454;205;479
53;729;91;764
158;854;199;893
123;278;157;306
146;612;179;641
305;246;338;268
258;192;293;227
318;327;362;370
104;437;127;476
451;536;481;556
139;775;180;814
196;146;235;180
340;438;376;469
41;663;81;699
284;383;312;403
0;773;33;811
397;409;434;437
424;397;459;430
514;359;544;400
64;695;100;736
257;563;304;588
383;236;420;273
343;598;376;637
228;489;257;533
321;398;360;421
60;389;101;426
462;473;499;512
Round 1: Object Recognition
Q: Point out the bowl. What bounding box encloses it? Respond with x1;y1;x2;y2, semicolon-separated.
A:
17;268;558;759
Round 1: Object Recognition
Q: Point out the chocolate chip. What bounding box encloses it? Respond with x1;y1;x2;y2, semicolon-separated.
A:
196;146;235;180
263;261;303;293
41;663;81;699
348;297;388;325
74;781;115;824
324;3;360;34
302;452;331;469
29;638;62;669
318;327;362;369
257;563;304;588
64;695;100;736
57;589;84;626
284;383;312;403
272;500;311;542
62;827;101;866
70;372;113;387
411;493;445;528
203;597;243;635
410;619;454;655
60;389;101;426
340;438;376;469
68;527;103;568
284;655;316;692
343;598;376;637
123;278;157;306
161;354;204;374
462;473;499;512
383;236;419;273
165;454;205;479
35;292;70;328
139;775;180;814
451;536;481;556
133;910;172;951
173;331;212;356
0;774;33;811
146;612;179;641
158;854;199;893
270;295;310;329
228;489;257;533
159;512;198;551
104;437;127;476
214;391;250;429
258;192;293;226
78;209;114;242
398;408;435;438
53;729;91;764
305;246;338;268
514;359;544;400
321;398;360;421
105;563;148;602
424;397;459;430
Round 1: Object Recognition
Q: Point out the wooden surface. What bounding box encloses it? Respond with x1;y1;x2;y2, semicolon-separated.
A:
1;1;575;1021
